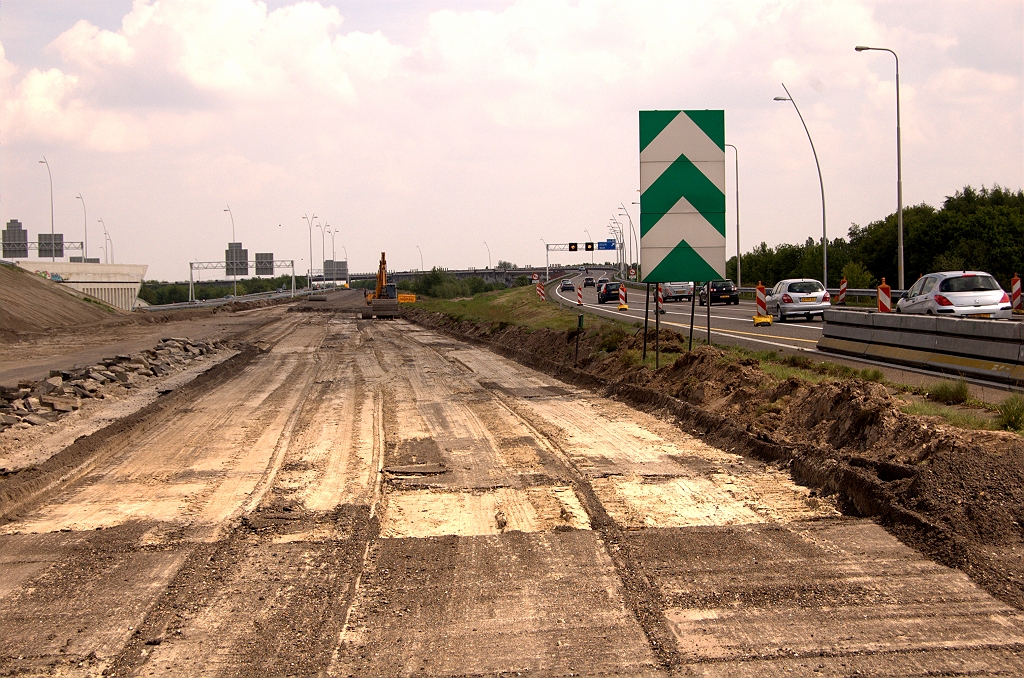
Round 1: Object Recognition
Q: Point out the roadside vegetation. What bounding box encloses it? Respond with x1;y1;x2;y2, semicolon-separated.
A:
140;274;302;304
729;185;1024;290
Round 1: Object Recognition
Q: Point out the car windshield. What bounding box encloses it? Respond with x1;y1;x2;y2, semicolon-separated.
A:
788;281;824;294
711;280;734;289
939;275;1000;293
607;283;620;290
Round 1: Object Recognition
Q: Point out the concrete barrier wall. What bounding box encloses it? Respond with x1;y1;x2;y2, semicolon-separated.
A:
819;309;1024;384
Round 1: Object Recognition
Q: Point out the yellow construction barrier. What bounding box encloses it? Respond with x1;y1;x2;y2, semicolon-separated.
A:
398;293;417;303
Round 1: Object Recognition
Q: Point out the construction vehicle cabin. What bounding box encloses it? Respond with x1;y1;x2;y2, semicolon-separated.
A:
366;252;414;318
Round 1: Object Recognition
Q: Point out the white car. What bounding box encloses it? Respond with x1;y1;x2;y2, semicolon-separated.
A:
662;282;694;302
896;271;1011;319
766;278;831;321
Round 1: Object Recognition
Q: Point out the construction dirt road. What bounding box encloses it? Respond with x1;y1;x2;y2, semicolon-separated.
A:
2;302;1024;676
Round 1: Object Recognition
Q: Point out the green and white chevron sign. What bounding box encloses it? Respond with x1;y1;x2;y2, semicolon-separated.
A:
639;110;726;283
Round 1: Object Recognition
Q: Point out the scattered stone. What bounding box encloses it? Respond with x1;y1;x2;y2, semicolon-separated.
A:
0;414;21;425
22;414;50;426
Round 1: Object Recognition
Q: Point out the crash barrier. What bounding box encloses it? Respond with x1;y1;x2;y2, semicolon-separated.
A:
877;278;892;313
1013;273;1021;311
756;282;767;316
838;278;847;305
577;286;583;306
818;309;1024;384
618;283;628;310
536;282;545;301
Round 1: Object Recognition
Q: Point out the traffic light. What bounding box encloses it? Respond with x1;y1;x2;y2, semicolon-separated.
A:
585;242;594;251
568;242;578;251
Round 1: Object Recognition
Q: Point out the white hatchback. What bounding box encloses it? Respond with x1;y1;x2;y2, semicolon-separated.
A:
766;278;831;321
896;271;1011;319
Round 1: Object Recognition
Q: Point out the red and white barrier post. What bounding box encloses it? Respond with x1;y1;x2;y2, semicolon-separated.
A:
536;282;546;301
755;281;767;316
1012;273;1021;310
877;277;891;313
838;277;847;305
577;285;583;306
656;283;664;314
618;283;628;310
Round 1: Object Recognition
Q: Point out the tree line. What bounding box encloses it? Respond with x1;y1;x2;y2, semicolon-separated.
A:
727;185;1024;290
139;274;302;305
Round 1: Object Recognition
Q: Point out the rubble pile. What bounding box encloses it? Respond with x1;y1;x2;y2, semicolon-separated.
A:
0;337;225;432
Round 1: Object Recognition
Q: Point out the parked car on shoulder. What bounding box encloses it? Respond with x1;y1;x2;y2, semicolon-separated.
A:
766;278;830;321
895;271;1011;319
559;279;576;292
597;281;622;304
583;276;596;287
663;281;694;302
698;280;739;306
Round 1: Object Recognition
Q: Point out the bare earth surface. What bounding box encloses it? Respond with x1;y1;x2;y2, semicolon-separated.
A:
1;305;1023;676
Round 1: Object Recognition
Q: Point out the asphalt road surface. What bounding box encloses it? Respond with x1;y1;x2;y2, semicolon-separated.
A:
553;272;826;355
2;304;1023;675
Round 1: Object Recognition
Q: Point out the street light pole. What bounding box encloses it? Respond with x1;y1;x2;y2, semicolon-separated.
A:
224;206;237;297
724;144;740;288
98;218;110;264
302;213;317;288
75;193;88;261
341;245;349;287
316;223;326;287
541;238;548;282
416;245;424;271
584;229;595;264
619;203;638;280
39;158;54;262
483;241;491;269
328;228;337;287
774;84;827;287
856;45;903;290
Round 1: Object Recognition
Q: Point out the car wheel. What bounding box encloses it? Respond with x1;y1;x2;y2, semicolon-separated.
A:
776;306;786;322
895;306;902;313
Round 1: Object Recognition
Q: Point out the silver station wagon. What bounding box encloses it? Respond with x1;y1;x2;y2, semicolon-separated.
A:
766;278;831;321
896;271;1011;319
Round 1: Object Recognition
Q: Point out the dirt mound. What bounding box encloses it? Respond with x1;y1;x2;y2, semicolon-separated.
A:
0;263;124;335
404;307;1024;610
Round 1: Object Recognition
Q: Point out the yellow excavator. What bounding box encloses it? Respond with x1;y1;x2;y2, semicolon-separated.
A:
366;252;414;318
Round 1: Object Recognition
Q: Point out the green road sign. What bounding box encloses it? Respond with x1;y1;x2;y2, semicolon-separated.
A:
639;110;726;283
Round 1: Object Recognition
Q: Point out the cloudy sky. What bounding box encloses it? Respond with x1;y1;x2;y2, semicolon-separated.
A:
0;0;1020;281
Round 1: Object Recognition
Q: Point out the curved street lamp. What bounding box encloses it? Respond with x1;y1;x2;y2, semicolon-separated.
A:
618;203;638;280
98;218;111;264
724;144;740;287
856;45;903;289
316;223;327;286
774;83;827;287
224;206;237;297
483;241;491;269
302;213;317;286
38;158;54;261
75;194;88;261
416;245;424;271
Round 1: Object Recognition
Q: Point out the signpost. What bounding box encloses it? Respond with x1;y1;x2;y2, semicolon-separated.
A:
640;109;726;350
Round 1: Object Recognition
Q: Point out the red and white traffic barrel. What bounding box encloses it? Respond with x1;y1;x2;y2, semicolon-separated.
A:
657;283;664;314
755;281;767;316
618;283;627;309
536;282;546;301
577;285;583;306
838;277;847;305
877;278;891;313
1012;273;1021;310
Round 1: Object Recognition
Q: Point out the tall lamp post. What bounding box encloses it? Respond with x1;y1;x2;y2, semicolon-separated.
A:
416;245;424;271
38;158;54;261
316;223;327;286
856;45;903;290
341;245;349;287
483;241;491;269
618;203;638;280
75;194;88;261
724;144;740;287
224;205;237;297
327;227;337;286
584;229;595;264
302;213;317;287
98;218;111;264
774;84;827;287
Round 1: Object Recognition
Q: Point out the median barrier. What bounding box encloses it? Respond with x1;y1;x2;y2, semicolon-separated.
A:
818;309;1024;384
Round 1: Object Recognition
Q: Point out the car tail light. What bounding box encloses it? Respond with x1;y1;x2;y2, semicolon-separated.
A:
934;294;953;307
782;294;793;303
1000;292;1010;303
823;291;831;302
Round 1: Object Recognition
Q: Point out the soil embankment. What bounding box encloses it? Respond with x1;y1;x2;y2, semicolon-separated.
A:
0;263;124;336
404;306;1024;610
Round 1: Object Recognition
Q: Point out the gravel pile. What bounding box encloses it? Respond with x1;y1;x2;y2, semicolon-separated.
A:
0;337;224;431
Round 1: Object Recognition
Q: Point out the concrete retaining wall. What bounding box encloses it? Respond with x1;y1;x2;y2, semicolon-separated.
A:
818;309;1024;383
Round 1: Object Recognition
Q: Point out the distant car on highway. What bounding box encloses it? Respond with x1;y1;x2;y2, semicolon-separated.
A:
663;281;694;302
766;279;830;321
698;280;739;306
597;281;622;304
559;279;576;292
583;277;595;287
895;271;1011;319
597;277;609;286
